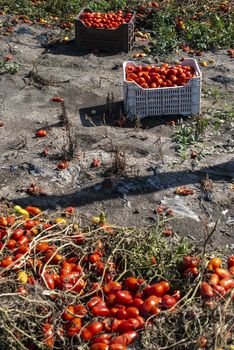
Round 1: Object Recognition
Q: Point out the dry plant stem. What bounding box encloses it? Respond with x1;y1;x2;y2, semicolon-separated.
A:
202;216;220;256
158;338;188;350
0;304;42;349
85;113;97;127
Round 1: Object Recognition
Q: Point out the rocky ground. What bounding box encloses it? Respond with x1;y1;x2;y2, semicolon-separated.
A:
0;17;233;252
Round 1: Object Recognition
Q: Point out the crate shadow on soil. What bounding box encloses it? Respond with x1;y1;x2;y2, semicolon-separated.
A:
79;102;187;129
79;101;126;127
43;39;125;57
10;160;234;210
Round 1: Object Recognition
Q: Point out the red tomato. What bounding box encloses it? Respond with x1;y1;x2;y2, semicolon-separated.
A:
200;282;214;298
18;286;28;296
116;318;139;333
110;331;137;346
73;305;87;317
218;278;234;290
90;344;109;350
184;267;199;276
81;328;93;341
115;308;128;320
150;306;161;316
209;273;219;285
215;268;230;279
107;293;116;306
6;216;15;226
73;278;86;292
65;207;75;214
171;290;181;301
87;296;103;309
126;307;139;318
86;322;103;339
51;273;60;286
89;253;101;263
207;257;222;270
7;239;17;250
145;282;165;297
14;253;24;261
17;235;28;246
115;290;133;305
66;318;82;337
162;295;177;308
43;223;52;230
35;129;47;137
36;242;49;252
204;300;217;309
13;228;24;240
213;284;226;296
16;244;29;254
103;281;122;294
124;277;139;292
25;206;42;216
159;281;170;293
61;261;72;272
227;256;234;268
135;315;145;328
74;233;85;245
44;273;55;290
62;305;75;321
51;96;64;102
131;298;144;308
110;343;127;350
0;229;7;239
91;333;111;345
57;161;68;170
0;256;14;267
139;296;161;315
27;275;36;285
42;323;54;348
229;266;234;275
183;256;200;268
92;304;110;317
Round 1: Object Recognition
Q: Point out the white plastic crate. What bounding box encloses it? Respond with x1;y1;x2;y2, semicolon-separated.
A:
123;58;202;119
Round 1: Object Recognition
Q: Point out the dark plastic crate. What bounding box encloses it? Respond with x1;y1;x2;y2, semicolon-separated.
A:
75;8;135;53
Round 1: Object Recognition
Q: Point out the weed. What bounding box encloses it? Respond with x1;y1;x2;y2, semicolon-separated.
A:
0;61;20;75
174;115;210;160
148;1;234;54
59;101;79;161
202;86;223;100
108;144;126;176
135;114;142;129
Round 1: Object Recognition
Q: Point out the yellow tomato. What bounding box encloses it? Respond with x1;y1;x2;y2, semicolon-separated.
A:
91;216;100;224
200;61;208;67
18;271;28;284
55;217;67;225
13;205;29;218
39;18;47;24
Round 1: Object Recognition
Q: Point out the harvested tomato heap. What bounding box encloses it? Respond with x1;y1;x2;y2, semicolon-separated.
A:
80;10;133;29
125;63;195;89
0;207;234;350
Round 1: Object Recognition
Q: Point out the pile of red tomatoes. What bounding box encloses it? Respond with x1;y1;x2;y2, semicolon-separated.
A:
125;63;195;89
80;10;133;29
182;255;234;303
0;207;234;350
61;277;180;350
